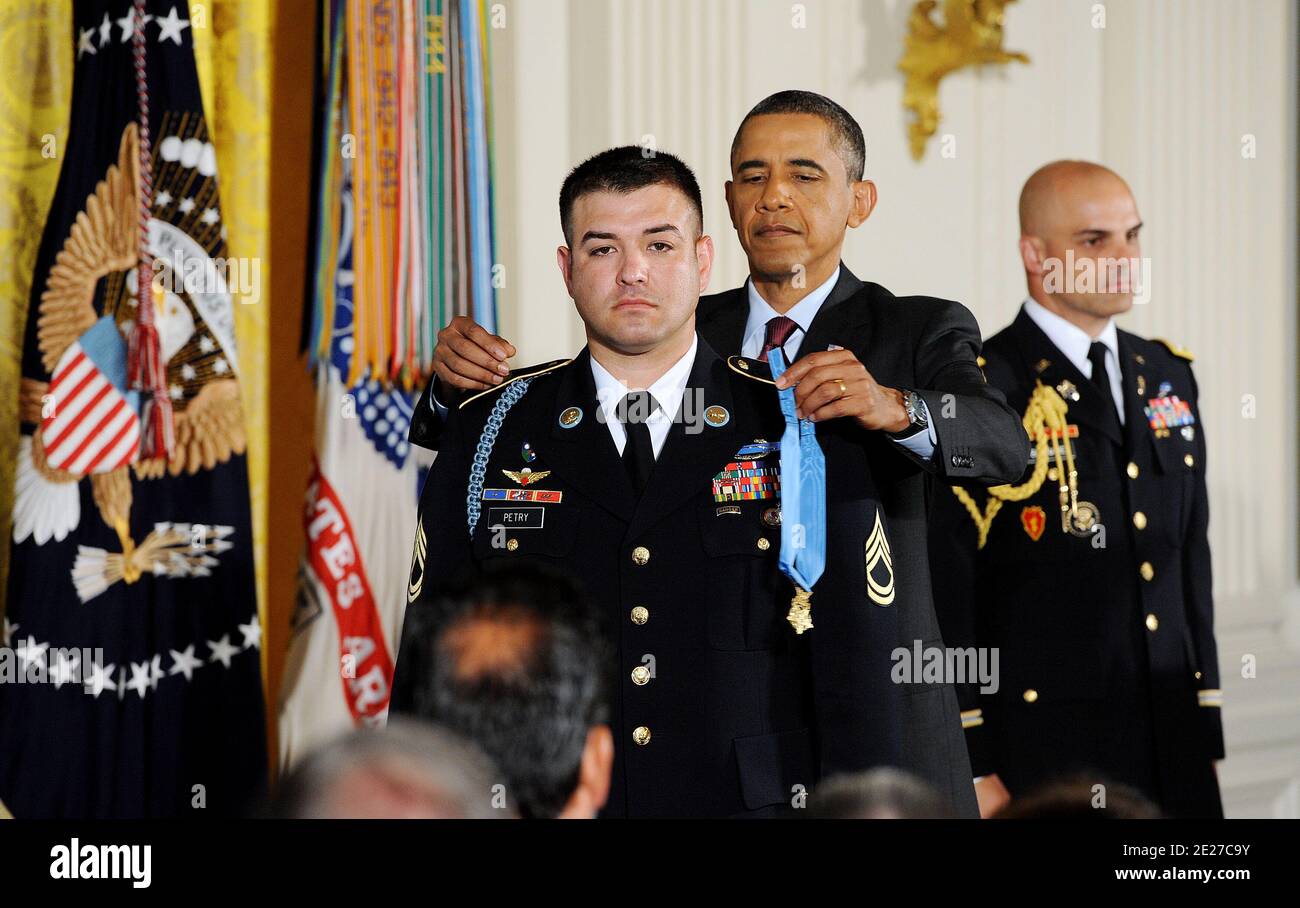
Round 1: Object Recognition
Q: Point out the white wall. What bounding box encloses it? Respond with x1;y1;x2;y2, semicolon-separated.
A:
489;0;1300;817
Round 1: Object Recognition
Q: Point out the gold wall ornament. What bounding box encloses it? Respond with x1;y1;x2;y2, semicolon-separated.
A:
898;0;1029;160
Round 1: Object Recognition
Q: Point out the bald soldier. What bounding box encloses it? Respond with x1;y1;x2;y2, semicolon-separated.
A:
930;161;1225;817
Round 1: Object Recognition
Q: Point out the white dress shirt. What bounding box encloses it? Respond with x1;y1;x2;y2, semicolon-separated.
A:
1022;297;1125;424
590;334;697;458
743;267;936;458
741;266;842;362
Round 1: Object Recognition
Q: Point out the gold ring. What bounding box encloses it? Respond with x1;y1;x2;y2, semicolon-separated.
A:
835;379;848;397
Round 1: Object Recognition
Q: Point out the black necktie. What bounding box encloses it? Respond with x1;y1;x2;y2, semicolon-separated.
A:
620;391;658;496
1087;341;1119;424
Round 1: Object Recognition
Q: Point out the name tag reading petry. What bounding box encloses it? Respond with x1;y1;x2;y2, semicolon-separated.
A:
486;507;545;529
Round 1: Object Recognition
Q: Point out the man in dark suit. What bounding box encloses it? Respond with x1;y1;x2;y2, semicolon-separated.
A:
929;160;1224;818
411;92;1028;816
395;146;911;816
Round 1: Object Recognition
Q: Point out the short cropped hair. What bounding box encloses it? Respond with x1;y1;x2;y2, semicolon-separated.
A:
397;563;611;819
731;90;866;182
559;145;704;245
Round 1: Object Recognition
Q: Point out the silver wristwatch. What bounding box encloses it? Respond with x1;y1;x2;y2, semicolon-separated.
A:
891;389;928;439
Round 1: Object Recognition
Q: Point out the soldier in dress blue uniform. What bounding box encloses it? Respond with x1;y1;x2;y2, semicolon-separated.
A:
393;145;1015;817
929;161;1225;818
404;92;1030;816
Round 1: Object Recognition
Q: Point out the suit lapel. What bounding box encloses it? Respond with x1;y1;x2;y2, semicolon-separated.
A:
797;264;867;358
1011;309;1123;446
1118;331;1152;458
699;263;869;360
547;349;636;523
698;285;748;355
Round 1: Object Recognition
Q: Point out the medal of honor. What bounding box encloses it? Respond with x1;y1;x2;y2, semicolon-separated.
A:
787;586;814;634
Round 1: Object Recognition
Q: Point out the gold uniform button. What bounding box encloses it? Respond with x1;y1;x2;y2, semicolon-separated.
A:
631;546;650;566
1195;671;1203;680
1023;689;1039;703
1140;561;1155;581
1146;613;1159;632
1132;511;1147;530
505;538;519;552
1184;453;1195;468
1047;468;1059;482
756;537;771;551
631;666;650;686
632;726;651;746
630;606;649;625
1127;462;1140;479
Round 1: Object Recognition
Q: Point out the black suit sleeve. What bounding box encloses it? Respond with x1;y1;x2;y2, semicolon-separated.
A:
408;375;466;452
389;404;477;715
905;301;1027;485
1181;367;1224;759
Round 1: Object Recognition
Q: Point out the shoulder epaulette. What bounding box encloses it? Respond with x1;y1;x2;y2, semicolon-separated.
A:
726;354;775;385
458;358;571;409
1152;338;1194;362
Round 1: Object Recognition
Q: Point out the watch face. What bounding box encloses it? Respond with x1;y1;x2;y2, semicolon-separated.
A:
908;392;927;426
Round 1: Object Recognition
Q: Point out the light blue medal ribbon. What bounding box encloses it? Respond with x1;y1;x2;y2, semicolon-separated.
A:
768;350;826;634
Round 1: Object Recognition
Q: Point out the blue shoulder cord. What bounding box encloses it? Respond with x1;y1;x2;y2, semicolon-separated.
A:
466;378;534;536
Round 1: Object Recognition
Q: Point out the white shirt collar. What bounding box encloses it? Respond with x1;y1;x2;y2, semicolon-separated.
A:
1023;297;1125;423
742;265;841;360
589;333;698;456
1023;297;1120;377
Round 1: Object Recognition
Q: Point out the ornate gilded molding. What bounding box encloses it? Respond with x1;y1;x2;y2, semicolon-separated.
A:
898;0;1029;160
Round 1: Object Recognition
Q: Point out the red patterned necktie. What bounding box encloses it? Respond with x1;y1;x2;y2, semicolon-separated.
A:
758;315;800;366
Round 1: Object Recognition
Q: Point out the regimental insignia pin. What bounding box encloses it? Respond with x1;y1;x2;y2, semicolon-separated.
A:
1035;358;1052;374
704;405;730;428
558;406;583;428
762;507;782;527
1055;379;1080;402
1181;425;1195;441
1020;505;1046;541
521;441;536;462
1136;375;1146;396
736;359;750;370
1157;381;1173;397
503;467;552;486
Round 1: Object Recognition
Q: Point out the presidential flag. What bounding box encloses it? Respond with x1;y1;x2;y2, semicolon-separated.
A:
0;0;266;817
